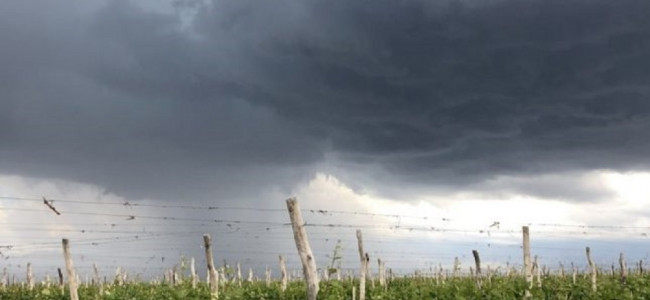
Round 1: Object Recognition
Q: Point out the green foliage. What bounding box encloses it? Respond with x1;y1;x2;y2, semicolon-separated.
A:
4;273;650;300
326;239;344;276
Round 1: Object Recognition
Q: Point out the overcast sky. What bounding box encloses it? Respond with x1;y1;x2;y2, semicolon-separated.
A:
2;0;650;280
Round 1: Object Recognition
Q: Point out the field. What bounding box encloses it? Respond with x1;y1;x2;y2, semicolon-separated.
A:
2;198;649;300
2;272;650;300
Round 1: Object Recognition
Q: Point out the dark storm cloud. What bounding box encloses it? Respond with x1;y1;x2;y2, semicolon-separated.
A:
2;0;650;202
0;1;322;202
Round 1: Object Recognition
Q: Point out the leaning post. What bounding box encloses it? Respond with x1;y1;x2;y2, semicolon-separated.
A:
286;198;319;300
62;239;79;300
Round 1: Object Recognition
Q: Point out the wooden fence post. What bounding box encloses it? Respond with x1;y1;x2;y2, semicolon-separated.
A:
279;255;288;292
438;264;445;284
236;262;242;287
365;253;374;288
190;257;198;289
62;239;79;300
219;266;226;286
472;250;482;288
453;257;460;277
203;234;219;299
571;262;576;284
378;258;386;288
26;262;34;290
57;268;64;293
93;263;103;295
619;253;627;284
322;268;329;281
1;267;7;288
522;226;533;297
92;263;99;286
585;247;597;292
117;267;125;286
265;265;271;287
219;268;226;286
221;260;229;284
357;229;367;300
533;256;542;288
286;198;319;300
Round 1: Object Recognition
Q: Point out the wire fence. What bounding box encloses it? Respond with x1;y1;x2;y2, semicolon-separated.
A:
1;195;649;281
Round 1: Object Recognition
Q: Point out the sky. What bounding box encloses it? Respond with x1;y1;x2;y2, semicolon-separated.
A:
2;0;650;281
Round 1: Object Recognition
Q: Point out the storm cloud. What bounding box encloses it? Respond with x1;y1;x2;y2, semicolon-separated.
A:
2;0;650;203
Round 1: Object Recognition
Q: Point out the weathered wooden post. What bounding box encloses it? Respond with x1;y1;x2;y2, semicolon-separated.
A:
26;262;34;290
265;265;271;287
357;229;367;300
62;239;79;300
472;250;482;288
286;198;319;300
92;263;99;285
164;269;171;284
533;256;542;288
45;273;51;287
378;258;386;288
115;267;126;286
585;247;597;292
620;252;627;284
522;226;533;297
236;262;242;287
453;257;460;277
472;250;482;275
571;262;577;284
365;253;374;288
203;234;219;299
218;268;225;287
221;260;229;284
57;268;64;293
1;267;7;288
279;255;288;292
322;268;329;281
93;263;103;295
190;257;198;289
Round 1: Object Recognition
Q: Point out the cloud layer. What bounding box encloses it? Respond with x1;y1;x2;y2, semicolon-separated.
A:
2;0;650;202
